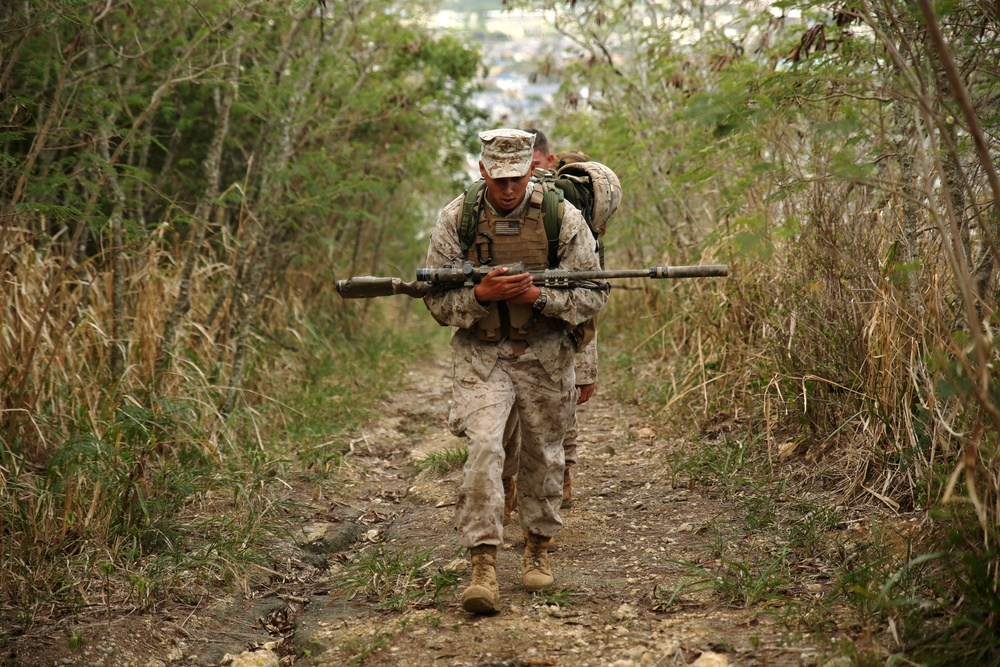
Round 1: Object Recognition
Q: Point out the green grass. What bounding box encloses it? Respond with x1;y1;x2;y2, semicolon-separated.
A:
530;587;582;607
414;446;468;474
331;544;461;611
0;398;289;630
642;420;1000;665
343;632;393;667
664;547;792;609
0;311;449;631
262;313;447;471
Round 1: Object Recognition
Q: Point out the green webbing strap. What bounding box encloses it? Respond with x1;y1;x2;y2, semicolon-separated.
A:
459;180;564;267
541;182;563;267
459;180;487;256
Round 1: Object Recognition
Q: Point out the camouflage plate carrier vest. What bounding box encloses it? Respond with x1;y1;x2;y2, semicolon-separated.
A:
466;185;567;342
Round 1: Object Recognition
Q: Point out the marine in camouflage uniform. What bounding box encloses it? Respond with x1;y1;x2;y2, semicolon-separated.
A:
501;137;597;520
423;129;607;614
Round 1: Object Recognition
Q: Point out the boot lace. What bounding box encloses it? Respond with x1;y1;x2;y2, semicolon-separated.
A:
526;538;546;569
471;552;495;585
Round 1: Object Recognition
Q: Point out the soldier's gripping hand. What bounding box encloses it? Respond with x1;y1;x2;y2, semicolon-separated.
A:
474;267;540;305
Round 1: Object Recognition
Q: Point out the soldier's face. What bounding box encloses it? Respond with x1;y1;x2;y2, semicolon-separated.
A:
532;149;552;172
480;162;532;213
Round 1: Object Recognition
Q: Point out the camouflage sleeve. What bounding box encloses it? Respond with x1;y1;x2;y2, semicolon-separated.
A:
422;195;489;329
575;334;598;385
536;204;607;327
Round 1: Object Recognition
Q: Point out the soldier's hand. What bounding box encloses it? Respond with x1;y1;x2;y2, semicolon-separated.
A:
474;267;537;303
577;383;596;404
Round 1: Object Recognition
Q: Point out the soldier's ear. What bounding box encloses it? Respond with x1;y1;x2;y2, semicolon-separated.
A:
479;161;488;180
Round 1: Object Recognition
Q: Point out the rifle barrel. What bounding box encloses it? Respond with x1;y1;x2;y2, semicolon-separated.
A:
414;263;728;284
530;264;728;281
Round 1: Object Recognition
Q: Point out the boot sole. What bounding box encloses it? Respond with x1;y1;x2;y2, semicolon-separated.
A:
523;576;554;592
462;597;500;614
461;587;499;615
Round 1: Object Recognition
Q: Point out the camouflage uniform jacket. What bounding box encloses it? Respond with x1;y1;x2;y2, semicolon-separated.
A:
424;182;607;383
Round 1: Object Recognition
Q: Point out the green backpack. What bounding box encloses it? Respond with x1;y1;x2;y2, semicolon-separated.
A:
457;161;623;269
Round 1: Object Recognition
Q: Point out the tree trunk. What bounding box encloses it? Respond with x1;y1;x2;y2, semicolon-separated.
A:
221;10;320;417
892;102;923;316
94;111;129;380
156;37;243;385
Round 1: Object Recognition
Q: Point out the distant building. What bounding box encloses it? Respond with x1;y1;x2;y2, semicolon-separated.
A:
426;9;478;31
481;9;556;40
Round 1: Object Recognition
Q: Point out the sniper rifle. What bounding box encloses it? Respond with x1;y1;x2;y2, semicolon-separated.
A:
336;262;728;299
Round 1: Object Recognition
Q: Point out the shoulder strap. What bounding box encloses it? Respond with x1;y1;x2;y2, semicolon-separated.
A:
540;181;564;267
460;180;565;267
458;180;487;256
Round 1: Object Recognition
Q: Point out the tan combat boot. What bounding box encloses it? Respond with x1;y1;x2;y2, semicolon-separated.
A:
461;545;500;614
562;468;573;507
522;533;554;591
521;527;555;550
502;476;517;522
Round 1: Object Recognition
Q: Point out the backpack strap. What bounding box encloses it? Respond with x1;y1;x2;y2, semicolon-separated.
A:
540;181;564;267
458;180;487;257
460;180;565;267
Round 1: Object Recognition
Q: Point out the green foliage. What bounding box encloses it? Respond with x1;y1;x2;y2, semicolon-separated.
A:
45;401;205;548
655;428;1000;664
331;544;461;611
0;397;287;623
675;549;793;609
674;433;772;497
413;446;468;474
67;630;84;651
530;588;582;607
886;509;1000;666
263;313;440;478
0;0;482;623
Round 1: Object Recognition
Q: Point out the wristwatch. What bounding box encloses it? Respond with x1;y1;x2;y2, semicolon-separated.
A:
532;290;548;312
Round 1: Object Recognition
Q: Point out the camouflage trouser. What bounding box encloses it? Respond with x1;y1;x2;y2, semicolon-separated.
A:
565;384;579;466
501;409;521;480
449;340;574;547
501;385;579;480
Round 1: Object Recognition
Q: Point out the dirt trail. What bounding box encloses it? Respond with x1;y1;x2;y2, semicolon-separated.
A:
288;356;819;667
5;355;822;667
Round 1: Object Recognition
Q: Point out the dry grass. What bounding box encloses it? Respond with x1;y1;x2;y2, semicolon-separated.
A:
601;150;999;660
602;112;999;648
0;222;302;623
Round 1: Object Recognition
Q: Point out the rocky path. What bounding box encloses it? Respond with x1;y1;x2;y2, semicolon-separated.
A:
6;355;823;667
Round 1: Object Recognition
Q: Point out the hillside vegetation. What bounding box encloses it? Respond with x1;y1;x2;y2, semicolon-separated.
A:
1;0;482;629
3;0;1000;664
523;0;1000;662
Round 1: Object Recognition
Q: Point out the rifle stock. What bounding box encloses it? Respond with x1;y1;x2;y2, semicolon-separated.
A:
336;262;728;299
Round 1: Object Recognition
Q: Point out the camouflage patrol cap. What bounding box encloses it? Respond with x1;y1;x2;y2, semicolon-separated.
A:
554;149;590;170
479;128;534;179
